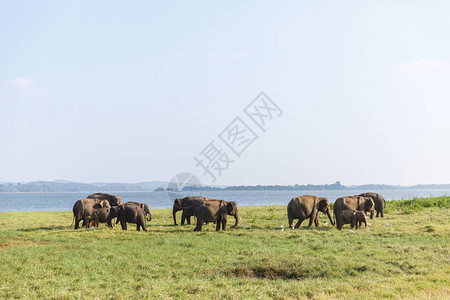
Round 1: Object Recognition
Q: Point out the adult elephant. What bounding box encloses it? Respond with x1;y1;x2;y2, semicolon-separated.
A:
116;204;147;231
193;199;238;231
172;196;209;226
333;196;375;228
287;195;334;229
358;192;386;218
87;193;122;206
125;201;152;222
72;198;111;229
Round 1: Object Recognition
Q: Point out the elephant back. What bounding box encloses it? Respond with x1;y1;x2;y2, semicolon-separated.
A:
88;193;122;206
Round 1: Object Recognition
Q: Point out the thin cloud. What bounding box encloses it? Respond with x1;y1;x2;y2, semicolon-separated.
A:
4;77;49;98
209;51;252;60
5;77;32;90
397;59;450;73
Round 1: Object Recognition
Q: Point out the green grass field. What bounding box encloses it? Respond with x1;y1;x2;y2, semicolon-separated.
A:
0;197;449;299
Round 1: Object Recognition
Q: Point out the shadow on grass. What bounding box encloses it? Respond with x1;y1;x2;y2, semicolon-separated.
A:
18;226;69;232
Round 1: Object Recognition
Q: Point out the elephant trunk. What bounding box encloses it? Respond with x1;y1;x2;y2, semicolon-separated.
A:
172;207;179;226
230;212;239;228
327;208;335;226
146;211;152;222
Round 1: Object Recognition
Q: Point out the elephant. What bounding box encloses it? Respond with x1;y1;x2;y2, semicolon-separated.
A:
85;207;114;228
87;193;122;206
358;192;386;218
124;201;152;222
193;199;238;231
333;196;375;227
287;195;335;229
336;210;367;230
172;196;210;226
116;204;148;231
72;198;111;229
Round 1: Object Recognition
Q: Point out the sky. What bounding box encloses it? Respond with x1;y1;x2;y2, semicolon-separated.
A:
1;0;449;186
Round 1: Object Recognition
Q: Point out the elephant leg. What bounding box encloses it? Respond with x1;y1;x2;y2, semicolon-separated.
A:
74;215;81;229
314;215;319;227
141;220;147;232
194;217;202;231
216;220;221;231
222;217;227;231
308;212;317;227
187;216;191;225
288;216;293;229
181;214;186;225
121;220;127;230
137;224;141;231
337;217;343;230
294;218;304;229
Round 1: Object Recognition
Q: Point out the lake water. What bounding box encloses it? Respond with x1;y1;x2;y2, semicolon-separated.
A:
0;188;448;213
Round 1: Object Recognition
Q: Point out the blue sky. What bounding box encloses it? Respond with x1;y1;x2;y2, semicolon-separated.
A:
1;0;449;185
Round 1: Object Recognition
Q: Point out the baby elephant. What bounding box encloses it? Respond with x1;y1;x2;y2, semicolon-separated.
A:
85;207;113;228
337;210;367;230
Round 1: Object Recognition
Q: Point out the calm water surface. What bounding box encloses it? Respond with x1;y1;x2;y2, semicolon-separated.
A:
0;189;448;213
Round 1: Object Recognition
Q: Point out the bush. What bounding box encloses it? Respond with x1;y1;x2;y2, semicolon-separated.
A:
385;196;450;214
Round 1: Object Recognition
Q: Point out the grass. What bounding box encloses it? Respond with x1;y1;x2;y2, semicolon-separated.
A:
0;197;449;299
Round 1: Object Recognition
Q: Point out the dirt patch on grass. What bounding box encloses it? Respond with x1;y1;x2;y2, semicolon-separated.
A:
225;266;311;280
0;239;45;249
421;225;436;233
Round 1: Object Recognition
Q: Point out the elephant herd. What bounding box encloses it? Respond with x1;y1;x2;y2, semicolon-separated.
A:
287;192;386;230
72;194;238;232
72;193;151;231
72;192;385;232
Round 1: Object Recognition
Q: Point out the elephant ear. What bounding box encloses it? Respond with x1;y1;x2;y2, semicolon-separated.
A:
364;198;374;211
318;199;328;212
227;201;237;215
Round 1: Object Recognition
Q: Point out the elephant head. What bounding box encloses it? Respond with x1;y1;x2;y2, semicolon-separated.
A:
108;204;125;225
110;195;122;206
140;204;152;221
226;201;239;228
317;197;335;226
172;198;183;225
362;197;375;219
99;200;111;208
351;211;367;229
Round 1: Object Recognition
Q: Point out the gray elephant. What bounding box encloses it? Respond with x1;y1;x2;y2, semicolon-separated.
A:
72;198;111;229
193;199;238;231
333;196;375;226
87;193;122;206
358;192;386;218
336;210;367;230
124;201;152;222
85;207;114;228
287;195;335;229
116;204;148;231
172;196;209;226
